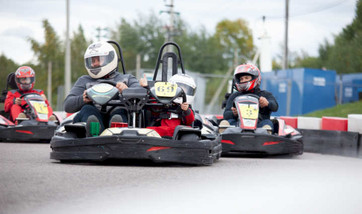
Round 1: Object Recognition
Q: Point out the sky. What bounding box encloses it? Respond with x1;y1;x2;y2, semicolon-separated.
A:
0;0;358;65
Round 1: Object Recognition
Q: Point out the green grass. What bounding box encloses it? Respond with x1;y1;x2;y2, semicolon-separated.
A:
303;100;362;118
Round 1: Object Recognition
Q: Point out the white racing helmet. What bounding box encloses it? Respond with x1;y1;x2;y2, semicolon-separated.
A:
84;41;118;79
169;74;196;104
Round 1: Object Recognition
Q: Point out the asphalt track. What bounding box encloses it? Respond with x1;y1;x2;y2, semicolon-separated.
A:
1;142;362;214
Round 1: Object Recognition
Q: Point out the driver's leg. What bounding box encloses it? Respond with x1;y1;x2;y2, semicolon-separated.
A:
108;108;127;127
227;118;237;126
73;104;105;131
10;105;23;122
257;119;274;133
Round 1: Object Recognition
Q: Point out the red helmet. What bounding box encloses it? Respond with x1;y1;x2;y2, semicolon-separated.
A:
233;63;261;92
15;66;35;91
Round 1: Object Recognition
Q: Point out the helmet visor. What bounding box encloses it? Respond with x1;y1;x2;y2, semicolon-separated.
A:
16;77;35;84
85;51;115;69
235;73;253;84
177;82;196;96
17;77;34;84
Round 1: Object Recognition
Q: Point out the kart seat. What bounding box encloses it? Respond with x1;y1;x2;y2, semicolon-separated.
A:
0;72;17;103
7;72;17;90
221;92;231;109
0;90;7;103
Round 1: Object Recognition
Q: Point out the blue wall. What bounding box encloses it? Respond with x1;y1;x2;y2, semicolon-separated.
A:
339;73;362;103
261;68;337;116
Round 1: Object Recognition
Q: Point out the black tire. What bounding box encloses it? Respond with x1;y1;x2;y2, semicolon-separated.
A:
179;133;199;141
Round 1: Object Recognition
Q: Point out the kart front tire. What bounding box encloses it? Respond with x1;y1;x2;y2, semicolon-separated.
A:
180;133;199;141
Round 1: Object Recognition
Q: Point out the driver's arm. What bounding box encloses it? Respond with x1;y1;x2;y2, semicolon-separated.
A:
223;93;238;120
64;77;88;113
139;74;148;87
4;91;16;112
14;97;21;105
116;82;128;93
127;74;141;88
263;92;278;112
115;74;141;93
40;94;47;100
181;105;195;125
82;90;92;103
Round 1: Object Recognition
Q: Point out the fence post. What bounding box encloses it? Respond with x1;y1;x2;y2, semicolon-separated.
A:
286;78;292;116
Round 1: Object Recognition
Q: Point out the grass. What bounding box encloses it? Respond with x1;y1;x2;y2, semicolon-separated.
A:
303;100;362;118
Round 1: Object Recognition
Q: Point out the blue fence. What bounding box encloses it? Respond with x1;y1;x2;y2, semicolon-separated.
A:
262;68;340;116
338;73;362;104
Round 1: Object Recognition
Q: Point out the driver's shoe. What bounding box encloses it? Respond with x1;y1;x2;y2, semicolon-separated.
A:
15;113;28;125
109;115;123;127
16;113;27;119
262;125;273;134
219;120;230;134
86;115;101;137
48;115;57;122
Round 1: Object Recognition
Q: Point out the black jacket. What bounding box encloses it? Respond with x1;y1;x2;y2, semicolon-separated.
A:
223;88;278;121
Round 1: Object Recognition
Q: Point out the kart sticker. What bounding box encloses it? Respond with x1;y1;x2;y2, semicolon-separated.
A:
29;100;48;115
238;103;258;120
155;82;177;97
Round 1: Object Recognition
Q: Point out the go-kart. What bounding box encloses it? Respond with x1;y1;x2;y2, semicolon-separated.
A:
0;73;60;142
220;93;303;156
50;41;221;165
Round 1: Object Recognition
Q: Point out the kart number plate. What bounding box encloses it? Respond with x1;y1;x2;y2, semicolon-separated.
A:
238;103;258;119
30;101;48;115
154;82;177;97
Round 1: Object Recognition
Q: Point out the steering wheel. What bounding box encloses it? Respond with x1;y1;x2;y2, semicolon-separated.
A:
163;90;188;114
98;80;117;86
19;93;45;109
232;93;260;108
19;93;43;99
248;94;260;99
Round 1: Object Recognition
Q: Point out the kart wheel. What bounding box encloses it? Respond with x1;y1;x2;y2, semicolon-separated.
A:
180;133;199;141
216;153;221;159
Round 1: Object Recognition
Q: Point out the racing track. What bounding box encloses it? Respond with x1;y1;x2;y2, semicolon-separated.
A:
1;142;362;214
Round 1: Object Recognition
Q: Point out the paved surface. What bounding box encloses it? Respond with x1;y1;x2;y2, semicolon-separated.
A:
1;142;362;214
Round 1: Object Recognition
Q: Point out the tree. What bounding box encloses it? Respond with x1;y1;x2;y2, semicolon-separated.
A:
111;13;250;75
214;19;255;65
28;19;64;107
175;26;227;73
291;50;322;69
70;25;90;81
326;0;362;74
298;0;362;74
0;54;18;93
111;13;166;74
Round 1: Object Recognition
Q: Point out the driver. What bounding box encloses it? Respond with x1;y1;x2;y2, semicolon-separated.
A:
223;63;278;132
4;66;54;122
64;41;140;136
139;73;196;137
